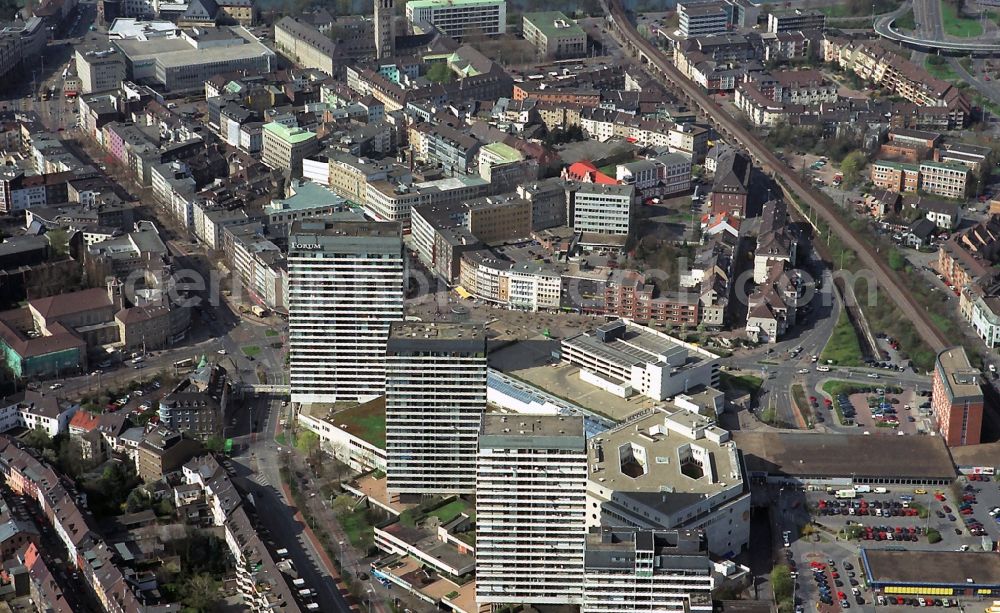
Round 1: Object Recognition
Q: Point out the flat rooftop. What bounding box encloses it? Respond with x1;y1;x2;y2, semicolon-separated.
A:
114;26;272;69
301;397;386;448
563;322;712;371
290;218;399;240
589;410;741;510
523;11;586;39
936;346;983;401
389;322;484;341
862;549;1000;588
733;431;955;482
480;414;585;451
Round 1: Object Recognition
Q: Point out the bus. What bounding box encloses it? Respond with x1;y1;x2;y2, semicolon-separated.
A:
173;357;194;369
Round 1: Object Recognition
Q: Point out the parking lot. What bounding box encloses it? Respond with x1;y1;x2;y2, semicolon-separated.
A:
844;391;929;434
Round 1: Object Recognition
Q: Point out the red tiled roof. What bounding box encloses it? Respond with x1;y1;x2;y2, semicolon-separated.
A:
564;161;619;185
69;411;100;432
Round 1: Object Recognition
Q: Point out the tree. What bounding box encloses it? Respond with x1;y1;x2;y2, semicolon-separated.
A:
125;488;153;513
888;250;906;271
926;528;942;543
841;150;867;187
770;565;793;602
426;62;455;84
23;427;51;450
181;573;221;612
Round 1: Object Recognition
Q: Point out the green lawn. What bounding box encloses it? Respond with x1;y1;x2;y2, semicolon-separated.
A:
242;345;262;358
340;507;374;549
924;57;958;81
719;372;763;398
333;399;386;448
894;8;916;29
940;1;983;38
265;329;279;337
792;383;813;426
820;309;864;366
990;10;1000;25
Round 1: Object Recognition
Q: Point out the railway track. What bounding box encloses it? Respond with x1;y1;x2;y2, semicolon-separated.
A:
605;0;949;354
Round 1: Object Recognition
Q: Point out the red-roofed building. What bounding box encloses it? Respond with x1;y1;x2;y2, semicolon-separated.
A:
69;411;100;434
561;160;619;185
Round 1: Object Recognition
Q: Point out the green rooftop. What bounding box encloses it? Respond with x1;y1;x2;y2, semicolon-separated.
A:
399;496;476;528
329;397;385;448
523;11;585;39
874;160;920;172
263;121;316;145
481;142;524;164
920;160;969;172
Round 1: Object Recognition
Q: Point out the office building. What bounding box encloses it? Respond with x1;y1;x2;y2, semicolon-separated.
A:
375;0;394;59
570;182;635;237
113;26;274;91
678;1;729;38
262;122;320;178
561;319;721;401
405;0;507;39
477;414;588;607
586;408;750;557
931;346;984;447
75;45;127;94
583;528;714;613
767;9;826;33
385;322;486;496
522;12;586;60
288;219;404;404
918;161;970;200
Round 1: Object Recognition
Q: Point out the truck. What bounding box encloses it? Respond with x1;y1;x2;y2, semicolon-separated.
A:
835;489;857;499
874;487;889;494
855;485;872;493
251;305;268;317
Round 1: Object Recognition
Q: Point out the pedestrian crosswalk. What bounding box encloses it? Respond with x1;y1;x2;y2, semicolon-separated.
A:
252;473;270;487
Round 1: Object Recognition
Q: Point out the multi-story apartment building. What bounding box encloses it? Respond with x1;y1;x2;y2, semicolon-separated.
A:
962;285;1000;349
522;12;586;60
409;123;480;175
678;1;729;38
931;346;984;447
476;414;588;607
668;122;709;162
385;322;486;496
406;0;506;39
561;320;721;401
586;408;750;557
570;183;635;238
919;160;970;200
938;217;1000;290
262;122;319;178
604;272;700;325
459;251;562;311
582;528;714;613
218;0;255;25
288;218;404;404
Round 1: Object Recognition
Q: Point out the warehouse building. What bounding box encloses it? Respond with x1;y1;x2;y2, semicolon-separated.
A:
862;549;1000;598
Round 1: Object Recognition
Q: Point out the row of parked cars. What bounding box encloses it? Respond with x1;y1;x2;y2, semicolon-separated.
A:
877;596;959;608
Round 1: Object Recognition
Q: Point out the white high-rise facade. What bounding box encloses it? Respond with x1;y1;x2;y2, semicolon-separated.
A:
385;322;486;496
582;528;714;613
288;219;404;404
476;414;587;607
